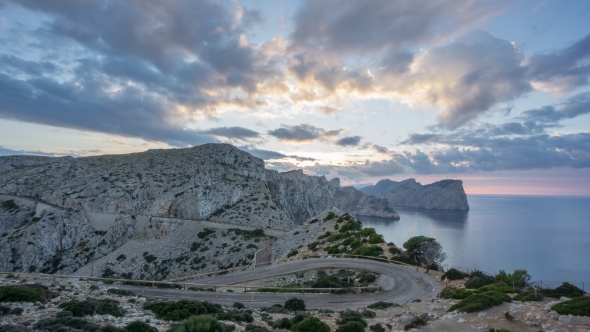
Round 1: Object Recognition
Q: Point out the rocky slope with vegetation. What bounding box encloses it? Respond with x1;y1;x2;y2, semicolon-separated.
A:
360;178;469;210
0;144;397;278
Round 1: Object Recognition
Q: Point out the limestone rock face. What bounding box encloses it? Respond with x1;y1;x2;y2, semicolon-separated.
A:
0;143;397;276
265;169;399;221
360;178;469;210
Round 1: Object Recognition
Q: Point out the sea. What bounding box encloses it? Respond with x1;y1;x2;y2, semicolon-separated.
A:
357;195;590;285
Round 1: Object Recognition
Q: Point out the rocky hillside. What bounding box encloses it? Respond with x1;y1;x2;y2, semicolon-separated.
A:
360;178;469;210
0;144;397;277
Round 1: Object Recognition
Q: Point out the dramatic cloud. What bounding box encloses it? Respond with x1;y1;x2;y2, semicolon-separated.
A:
268;124;342;142
521;91;590;123
0;0;277;146
202;127;260;140
335;136;362;146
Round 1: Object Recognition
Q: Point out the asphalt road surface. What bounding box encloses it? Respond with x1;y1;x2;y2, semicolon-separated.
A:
115;258;442;310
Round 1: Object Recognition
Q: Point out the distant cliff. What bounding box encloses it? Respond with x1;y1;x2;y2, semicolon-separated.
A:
360;178;469;210
265;169;399;222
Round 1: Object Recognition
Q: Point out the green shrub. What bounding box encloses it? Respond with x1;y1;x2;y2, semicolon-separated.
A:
101;325;125;332
402;236;434;252
215;311;253;323
326;234;342;242
0;305;11;315
361;228;376;237
465;276;494;289
169;315;226;332
473;282;517;294
107;289;135;296
273;318;292;330
339;221;362;233
245;324;271;332
336;322;364;332
494;269;530;288
367;302;397;310
551;297;590;317
369;324;385;332
513;290;543;302
307;242;319;250
390;255;419;266
388;247;401;255
448;291;512;313
125;321;158;332
358;273;376;283
189;287;205;292
144;300;222;321
439;287;473;300
441;268;467;281
284;298;305;311
367;234;384;244
326;246;339;255
34;315;101;331
324;212;336;221
403;317;427;331
312;276;351;288
291;317;330;332
290;314;310;325
287;250;299;258
542;282;584;298
1;200;18;211
10;307;23;315
59;299;124;317
232;302;245;309
352;245;383;257
0;284;57;303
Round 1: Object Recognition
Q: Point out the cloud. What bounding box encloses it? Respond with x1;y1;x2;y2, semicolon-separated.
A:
0;146;56;157
520;91;590;123
290;0;504;55
372;144;390;154
238;146;316;162
268;124;342;142
0;0;280;146
335;136;362;146
202;126;260;140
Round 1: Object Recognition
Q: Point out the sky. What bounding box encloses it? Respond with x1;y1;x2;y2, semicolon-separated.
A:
0;0;590;195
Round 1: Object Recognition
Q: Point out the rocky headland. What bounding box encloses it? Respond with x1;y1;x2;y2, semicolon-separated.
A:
360;178;469;210
0;144;397;278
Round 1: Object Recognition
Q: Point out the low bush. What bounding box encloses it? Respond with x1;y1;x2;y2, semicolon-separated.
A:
0;305;10;315
367;302;398;310
339;220;362;233
291;317;330;332
551;297;590;317
494;269;530;288
367;234;384;244
34;314;101;331
439;287;473;300
403;317;427;331
246;324;271;332
107;289;135;296
0;284;57;303
312;276;352;289
284;298;305;311
448;291;512;313
388;247;401;255
336;322;364;332
390;255;419;266
168;315;226;332
307;242;319;251
465;276;494;289
369;324;385;332
441;268;467;281
233;302;245;309
10;308;23;316
125;321;158;332
215;311;253;323
287;250;299;258
290;314;310;325
144;300;222;321
542;282;584;298
361;228;376;237
358;273;376;283
59;299;124;317
324;212;336;221
473;282;517;294
352;245;383;257
513;290;544;302
272;318;292;330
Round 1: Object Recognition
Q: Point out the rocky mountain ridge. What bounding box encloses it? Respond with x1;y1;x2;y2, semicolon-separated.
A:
0;144;397;277
360;178;469;210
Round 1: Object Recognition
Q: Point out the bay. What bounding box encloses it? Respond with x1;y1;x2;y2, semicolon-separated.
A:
357;194;590;283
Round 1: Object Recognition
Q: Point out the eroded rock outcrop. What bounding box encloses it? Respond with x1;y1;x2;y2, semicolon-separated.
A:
0;144;397;277
361;178;469;210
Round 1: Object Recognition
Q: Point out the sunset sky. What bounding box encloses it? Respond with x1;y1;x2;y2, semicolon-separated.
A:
1;0;590;195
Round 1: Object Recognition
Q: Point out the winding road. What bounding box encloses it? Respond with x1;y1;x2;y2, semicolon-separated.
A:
114;258;442;310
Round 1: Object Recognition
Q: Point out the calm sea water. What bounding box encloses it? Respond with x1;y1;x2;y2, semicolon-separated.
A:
357;195;590;282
